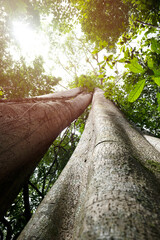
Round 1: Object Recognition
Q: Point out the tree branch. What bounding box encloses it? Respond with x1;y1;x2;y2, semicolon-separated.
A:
28;181;44;199
23;182;31;222
136;20;160;29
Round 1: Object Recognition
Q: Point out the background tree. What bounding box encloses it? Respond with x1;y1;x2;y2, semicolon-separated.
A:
0;88;92;218
71;0;130;48
0;118;87;239
0;55;61;99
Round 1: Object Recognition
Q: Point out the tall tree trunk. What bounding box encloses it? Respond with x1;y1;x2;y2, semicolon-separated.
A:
18;88;160;240
0;88;92;218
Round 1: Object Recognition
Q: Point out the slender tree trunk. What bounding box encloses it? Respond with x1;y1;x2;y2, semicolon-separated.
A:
0;88;92;218
18;88;160;240
23;182;31;222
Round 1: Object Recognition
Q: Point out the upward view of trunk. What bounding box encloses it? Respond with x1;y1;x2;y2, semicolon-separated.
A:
0;88;92;218
18;88;160;240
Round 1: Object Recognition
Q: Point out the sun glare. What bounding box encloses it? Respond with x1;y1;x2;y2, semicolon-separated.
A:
11;19;107;89
11;20;72;89
13;21;36;50
12;21;51;62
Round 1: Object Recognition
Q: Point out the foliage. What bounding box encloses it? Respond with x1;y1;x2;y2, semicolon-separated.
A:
70;0;130;49
3;0;40;28
125;57;145;74
0;3;61;99
30;0;77;33
98;6;160;136
70;74;101;92
120;81;160;137
54;31;96;80
19;0;131;49
99;20;160;108
0;56;61;99
127;79;146;102
72;0;160;102
119;31;160;103
123;0;160;30
102;39;160;136
102;73;160;137
0;191;28;240
118;0;160;103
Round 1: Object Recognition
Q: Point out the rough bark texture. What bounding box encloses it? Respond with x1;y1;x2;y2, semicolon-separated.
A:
0;88;92;218
18;88;160;240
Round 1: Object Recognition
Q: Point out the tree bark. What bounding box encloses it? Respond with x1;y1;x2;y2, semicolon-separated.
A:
143;135;160;153
0;88;92;218
18;88;160;240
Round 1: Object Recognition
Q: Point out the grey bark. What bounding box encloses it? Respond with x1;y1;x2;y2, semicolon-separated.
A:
0;88;92;218
143;135;160;153
18;88;160;240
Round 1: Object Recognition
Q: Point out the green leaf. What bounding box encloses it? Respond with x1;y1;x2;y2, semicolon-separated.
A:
152;76;160;86
147;58;154;69
157;92;160;104
128;79;146;102
98;74;105;78
157;92;160;111
125;58;145;74
92;49;99;54
153;68;160;77
99;40;108;49
118;58;125;63
151;39;160;54
97;61;105;65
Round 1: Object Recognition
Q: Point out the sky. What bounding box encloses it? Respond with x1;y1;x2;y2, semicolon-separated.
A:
11;19;70;89
10;18;98;90
10;15;116;91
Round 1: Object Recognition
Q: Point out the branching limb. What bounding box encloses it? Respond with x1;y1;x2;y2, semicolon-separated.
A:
23;182;31;222
136;20;160;29
28;181;44;199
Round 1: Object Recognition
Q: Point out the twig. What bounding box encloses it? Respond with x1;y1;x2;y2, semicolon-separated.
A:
136;20;160;29
28;181;44;198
